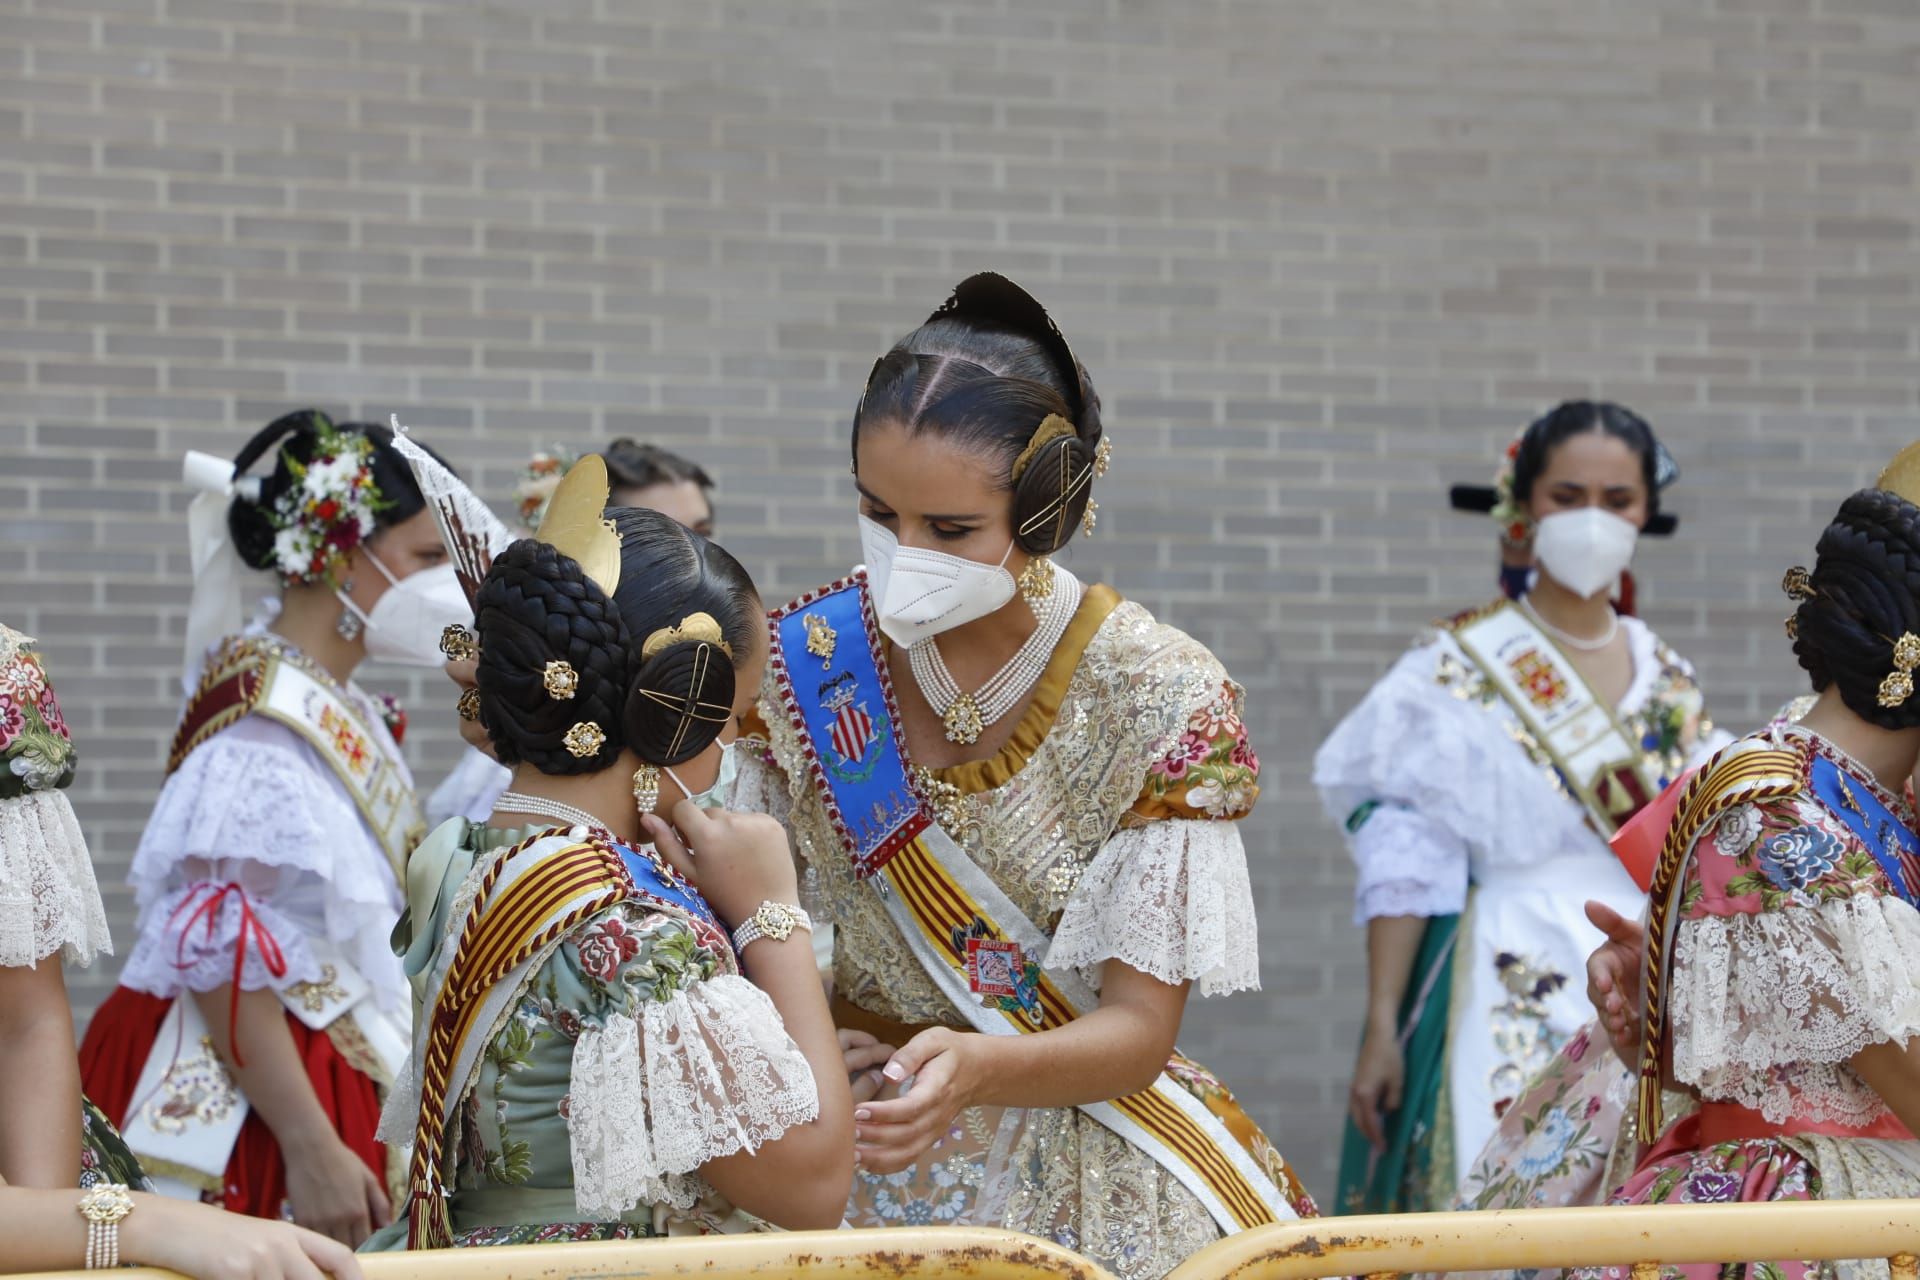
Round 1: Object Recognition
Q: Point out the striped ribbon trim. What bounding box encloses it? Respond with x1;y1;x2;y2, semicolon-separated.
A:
406;836;628;1249
883;837;1277;1230
1636;744;1806;1139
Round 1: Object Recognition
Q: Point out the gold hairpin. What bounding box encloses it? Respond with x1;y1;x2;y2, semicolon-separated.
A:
641;612;733;661
543;660;578;700
439;624;477;663
1878;632;1920;708
1782;566;1815;601
457;687;481;721
563;721;606;758
538;456;621;597
638;640;732;759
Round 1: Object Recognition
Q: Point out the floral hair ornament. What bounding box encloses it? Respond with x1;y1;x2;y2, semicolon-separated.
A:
535;455;622;599
263;413;388;587
439;624;478;663
1781;566;1816;601
1879;632;1920;708
543;660;578;701
1487;426;1533;549
514;446;580;532
563;720;606;758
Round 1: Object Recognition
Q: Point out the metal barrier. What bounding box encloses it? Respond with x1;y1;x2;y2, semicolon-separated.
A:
1164;1201;1920;1280
20;1225;1111;1280
19;1203;1920;1279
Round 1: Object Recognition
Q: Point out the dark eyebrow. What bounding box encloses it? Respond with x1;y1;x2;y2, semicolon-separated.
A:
854;481;983;523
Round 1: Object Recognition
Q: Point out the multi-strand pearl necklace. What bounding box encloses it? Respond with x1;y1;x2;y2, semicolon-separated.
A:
908;566;1083;745
495;790;680;877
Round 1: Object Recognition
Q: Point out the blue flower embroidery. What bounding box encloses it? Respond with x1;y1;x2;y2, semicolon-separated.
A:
1756;824;1845;890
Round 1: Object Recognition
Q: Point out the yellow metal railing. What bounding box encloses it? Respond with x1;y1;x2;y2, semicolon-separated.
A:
18;1202;1920;1279
1164;1201;1920;1280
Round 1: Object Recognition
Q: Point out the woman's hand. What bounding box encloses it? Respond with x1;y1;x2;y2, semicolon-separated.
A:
641;802;798;929
124;1193;364;1280
279;1131;389;1249
1584;899;1645;1067
852;1027;981;1174
838;1028;897;1105
1348;1025;1404;1152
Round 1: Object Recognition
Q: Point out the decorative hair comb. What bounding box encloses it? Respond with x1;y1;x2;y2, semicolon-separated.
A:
641;612;732;661
536;454;622;597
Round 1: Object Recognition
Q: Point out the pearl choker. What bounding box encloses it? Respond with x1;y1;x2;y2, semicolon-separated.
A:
1520;595;1619;652
908;566;1083;745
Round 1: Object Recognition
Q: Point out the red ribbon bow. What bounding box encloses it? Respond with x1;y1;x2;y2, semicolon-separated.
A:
168;882;289;1067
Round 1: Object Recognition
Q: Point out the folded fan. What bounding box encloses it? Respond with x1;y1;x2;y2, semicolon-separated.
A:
389;414;515;606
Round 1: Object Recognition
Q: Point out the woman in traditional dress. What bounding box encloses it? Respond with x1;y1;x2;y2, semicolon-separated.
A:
732;273;1313;1280
1573;471;1920;1280
366;455;850;1249
0;627;362;1278
1316;402;1730;1215
79;410;471;1245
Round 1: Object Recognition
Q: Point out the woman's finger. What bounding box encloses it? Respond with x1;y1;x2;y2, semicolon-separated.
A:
843;1042;895;1073
295;1228;364;1280
363;1167;392;1230
837;1027;880;1051
666;796;721;849
640;813;700;881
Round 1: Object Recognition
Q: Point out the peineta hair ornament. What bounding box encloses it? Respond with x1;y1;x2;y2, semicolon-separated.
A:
642;612;733;662
536;455;622;598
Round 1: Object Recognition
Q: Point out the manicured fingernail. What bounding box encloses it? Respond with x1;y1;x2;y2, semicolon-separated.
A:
882;1063;905;1081
854;1108;870;1121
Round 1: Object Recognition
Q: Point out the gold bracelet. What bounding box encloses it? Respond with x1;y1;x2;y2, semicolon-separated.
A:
77;1183;134;1270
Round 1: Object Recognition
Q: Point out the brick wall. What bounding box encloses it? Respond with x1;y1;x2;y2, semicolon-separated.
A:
3;0;1917;1198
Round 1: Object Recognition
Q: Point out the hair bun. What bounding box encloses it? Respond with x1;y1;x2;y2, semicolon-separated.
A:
1011;432;1096;555
226;409;328;572
1792;487;1920;730
623;638;737;767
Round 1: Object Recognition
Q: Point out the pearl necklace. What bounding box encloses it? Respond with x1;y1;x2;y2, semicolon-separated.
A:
495;791;679;878
908;567;1083;745
1520;595;1619;652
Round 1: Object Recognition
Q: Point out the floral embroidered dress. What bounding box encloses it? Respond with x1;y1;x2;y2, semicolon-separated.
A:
0;625;148;1192
1588;726;1920;1280
739;584;1314;1280
362;820;818;1249
79;610;416;1218
1315;605;1728;1212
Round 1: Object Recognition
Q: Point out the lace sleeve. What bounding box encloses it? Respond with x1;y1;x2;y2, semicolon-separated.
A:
0;788;112;968
566;973;819;1218
1046;818;1259;997
1346;803;1470;924
117;873;321;998
1669;799;1920;1123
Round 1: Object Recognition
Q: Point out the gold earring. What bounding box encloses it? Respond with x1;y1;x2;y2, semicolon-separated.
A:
1017;555;1055;605
631;764;660;813
457;687;481;721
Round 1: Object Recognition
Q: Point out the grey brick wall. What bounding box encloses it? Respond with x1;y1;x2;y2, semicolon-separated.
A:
4;0;1918;1200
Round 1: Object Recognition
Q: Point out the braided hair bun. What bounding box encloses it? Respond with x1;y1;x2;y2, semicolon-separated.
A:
473;505;760;776
854;273;1104;556
1791;487;1920;730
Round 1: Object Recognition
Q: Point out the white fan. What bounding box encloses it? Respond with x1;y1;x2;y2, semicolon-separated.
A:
389;414;516;607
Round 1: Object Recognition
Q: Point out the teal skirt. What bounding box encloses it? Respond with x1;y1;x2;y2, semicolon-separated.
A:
1335;914;1457;1215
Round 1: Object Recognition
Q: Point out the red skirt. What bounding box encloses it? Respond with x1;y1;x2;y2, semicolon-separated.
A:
79;987;385;1219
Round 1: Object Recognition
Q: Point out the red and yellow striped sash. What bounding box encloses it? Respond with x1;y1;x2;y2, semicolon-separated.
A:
1636;744;1805;1138
406;835;628;1249
884;838;1279;1230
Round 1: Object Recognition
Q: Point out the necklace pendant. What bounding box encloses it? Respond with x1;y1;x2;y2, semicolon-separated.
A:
942;693;985;745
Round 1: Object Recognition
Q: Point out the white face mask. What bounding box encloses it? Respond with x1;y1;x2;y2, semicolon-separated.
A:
858;514;1017;649
338;553;472;667
664;739;737;812
1531;508;1639;600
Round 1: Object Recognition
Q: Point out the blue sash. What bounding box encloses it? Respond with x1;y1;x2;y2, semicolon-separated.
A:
1810;755;1920;908
612;842;725;934
767;571;928;879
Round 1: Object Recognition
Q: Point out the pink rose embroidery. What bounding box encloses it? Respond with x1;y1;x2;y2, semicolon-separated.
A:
0;695;23;749
575;915;640;982
35;686;67;741
1153;731;1212;782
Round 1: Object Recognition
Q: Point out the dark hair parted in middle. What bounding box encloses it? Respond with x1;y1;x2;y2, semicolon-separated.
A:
852;273;1105;556
473;506;760;775
1510;400;1676;531
1790;487;1920;730
602;439;715;496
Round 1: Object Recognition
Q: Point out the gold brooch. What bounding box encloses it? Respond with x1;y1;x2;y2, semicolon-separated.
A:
1878;631;1920;708
803;612;836;668
544;660;578;700
1781;566;1815;601
563;720;605;758
457;687;481;721
439;624;477;663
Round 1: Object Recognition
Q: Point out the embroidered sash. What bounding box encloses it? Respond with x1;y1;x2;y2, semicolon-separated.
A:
1636;741;1806;1139
1449;600;1665;836
1809;755;1920;910
768;574;1296;1235
402;830;722;1248
168;635;424;881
